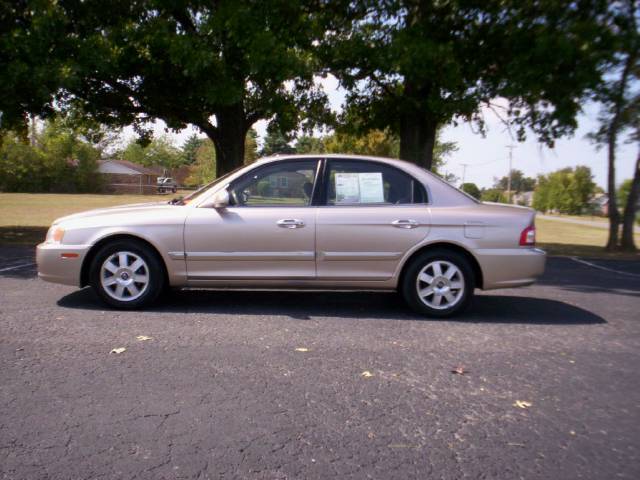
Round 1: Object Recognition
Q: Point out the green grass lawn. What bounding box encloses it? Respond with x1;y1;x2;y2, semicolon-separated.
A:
536;217;640;259
1;193;639;258
0;192;180;244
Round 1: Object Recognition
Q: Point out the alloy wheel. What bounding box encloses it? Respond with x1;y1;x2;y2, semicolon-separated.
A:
415;260;465;310
100;251;150;302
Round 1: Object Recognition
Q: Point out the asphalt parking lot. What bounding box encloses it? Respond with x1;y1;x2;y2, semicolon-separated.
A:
1;246;639;479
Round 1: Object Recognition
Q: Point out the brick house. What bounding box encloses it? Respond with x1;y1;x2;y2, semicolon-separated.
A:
98;160;158;194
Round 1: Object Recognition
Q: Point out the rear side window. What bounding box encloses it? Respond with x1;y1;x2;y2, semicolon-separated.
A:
325;160;427;205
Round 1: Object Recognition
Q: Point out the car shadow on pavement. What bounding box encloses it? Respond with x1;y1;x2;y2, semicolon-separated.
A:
57;288;606;325
538;256;640;297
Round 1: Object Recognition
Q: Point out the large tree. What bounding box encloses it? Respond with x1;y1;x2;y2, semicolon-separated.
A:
0;1;70;135
590;0;639;250
3;0;328;176
324;0;614;170
294;129;457;173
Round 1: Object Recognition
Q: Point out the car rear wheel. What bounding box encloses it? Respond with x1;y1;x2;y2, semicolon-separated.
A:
401;249;474;318
89;240;164;309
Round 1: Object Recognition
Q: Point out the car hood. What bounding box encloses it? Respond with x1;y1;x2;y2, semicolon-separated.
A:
53;202;179;225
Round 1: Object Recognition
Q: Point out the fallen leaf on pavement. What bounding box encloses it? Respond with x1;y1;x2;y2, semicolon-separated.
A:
451;365;468;375
110;347;126;354
514;400;532;409
295;347;309;352
136;335;152;341
361;371;373;378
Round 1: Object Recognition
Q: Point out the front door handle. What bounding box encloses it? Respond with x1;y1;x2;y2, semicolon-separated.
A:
277;219;305;229
391;219;419;229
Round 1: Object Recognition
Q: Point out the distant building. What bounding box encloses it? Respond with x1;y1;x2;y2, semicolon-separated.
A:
590;193;609;216
512;191;534;207
98;160;158;194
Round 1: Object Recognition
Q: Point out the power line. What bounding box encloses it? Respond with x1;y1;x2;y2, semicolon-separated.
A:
457;157;504;184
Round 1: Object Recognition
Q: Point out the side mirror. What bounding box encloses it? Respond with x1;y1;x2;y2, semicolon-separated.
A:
211;189;230;209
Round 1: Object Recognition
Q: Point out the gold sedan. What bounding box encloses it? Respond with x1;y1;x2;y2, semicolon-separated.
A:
37;155;545;317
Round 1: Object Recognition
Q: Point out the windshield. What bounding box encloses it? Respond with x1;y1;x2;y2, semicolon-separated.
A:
171;164;249;205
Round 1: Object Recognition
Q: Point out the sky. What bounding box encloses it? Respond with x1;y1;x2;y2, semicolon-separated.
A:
121;75;637;190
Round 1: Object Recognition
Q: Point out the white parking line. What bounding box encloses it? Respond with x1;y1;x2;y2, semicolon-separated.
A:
569;256;640;279
0;262;36;273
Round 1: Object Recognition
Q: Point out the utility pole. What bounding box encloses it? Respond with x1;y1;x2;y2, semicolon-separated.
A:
506;145;516;204
460;163;469;185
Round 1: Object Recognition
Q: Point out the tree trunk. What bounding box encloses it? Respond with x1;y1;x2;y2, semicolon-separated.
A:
399;113;437;170
606;133;620;250
621;148;640;251
199;103;247;178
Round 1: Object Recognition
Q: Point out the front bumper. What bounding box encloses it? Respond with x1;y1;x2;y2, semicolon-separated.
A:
475;247;546;290
36;243;91;287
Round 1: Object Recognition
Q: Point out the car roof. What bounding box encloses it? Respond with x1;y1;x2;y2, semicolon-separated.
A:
255;153;431;173
259;153;400;163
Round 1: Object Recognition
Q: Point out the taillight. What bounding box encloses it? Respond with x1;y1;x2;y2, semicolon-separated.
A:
519;225;536;246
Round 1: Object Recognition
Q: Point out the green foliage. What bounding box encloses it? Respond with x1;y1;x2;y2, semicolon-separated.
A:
8;0;329;175
244;129;259;165
181;134;204;165
494;170;536;193
0;119;101;193
294;135;327;154
293;129;456;174
480;188;508;204
618;178;633;208
185;140;216;187
261;129;296;157
589;0;639;148
121;136;183;169
460;183;481;200
0;1;69;132
0;133;47;191
533;166;596;214
325;1;615;169
323;129;400;158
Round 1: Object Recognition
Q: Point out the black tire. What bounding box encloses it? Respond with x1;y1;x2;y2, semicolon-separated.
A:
89;239;165;309
172;187;177;193
401;249;475;318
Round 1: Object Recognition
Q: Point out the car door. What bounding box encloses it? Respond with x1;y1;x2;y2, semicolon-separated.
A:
316;159;431;281
184;159;320;283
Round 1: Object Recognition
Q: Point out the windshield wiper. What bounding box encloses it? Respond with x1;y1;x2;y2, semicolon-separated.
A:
168;196;184;205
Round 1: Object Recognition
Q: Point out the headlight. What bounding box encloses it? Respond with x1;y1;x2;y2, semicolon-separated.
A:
46;225;65;244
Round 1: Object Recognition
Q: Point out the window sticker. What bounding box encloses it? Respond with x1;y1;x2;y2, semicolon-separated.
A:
358;172;384;203
335;171;385;204
335;173;361;203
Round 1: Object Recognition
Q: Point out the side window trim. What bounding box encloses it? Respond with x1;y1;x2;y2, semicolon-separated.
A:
310;158;326;206
321;158;428;207
227;158;321;208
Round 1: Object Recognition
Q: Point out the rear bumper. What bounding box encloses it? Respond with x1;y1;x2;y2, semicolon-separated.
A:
475;247;546;290
36;243;90;287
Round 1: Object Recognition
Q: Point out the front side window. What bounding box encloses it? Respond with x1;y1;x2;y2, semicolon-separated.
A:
325;160;427;205
229;160;318;206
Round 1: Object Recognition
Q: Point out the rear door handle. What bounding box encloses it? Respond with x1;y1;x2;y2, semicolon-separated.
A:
277;219;305;229
391;219;419;229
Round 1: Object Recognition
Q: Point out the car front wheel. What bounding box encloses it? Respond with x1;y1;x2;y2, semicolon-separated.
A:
401;249;474;318
89;240;164;309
